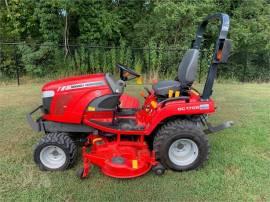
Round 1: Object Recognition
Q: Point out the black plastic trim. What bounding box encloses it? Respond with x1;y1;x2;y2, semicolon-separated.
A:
43;121;94;133
89;94;120;111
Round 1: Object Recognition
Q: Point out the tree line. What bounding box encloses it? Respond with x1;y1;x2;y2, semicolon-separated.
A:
0;0;269;81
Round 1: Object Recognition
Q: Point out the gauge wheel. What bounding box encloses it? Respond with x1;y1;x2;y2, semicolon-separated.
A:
152;163;166;176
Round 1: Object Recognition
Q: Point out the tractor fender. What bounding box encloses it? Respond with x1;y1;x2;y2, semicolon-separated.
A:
145;100;215;135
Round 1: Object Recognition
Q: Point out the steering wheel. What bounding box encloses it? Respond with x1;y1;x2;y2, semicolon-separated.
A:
117;64;141;81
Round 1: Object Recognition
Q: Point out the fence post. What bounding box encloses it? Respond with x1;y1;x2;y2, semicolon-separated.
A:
87;44;90;73
268;51;270;82
148;47;151;72
242;52;247;82
14;44;20;86
198;50;203;83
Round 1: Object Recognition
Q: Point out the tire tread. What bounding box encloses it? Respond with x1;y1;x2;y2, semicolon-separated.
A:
34;133;77;171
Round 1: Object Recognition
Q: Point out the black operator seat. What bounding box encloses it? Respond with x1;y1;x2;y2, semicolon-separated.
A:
152;49;199;96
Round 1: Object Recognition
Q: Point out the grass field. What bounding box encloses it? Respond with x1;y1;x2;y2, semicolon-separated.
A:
0;83;269;201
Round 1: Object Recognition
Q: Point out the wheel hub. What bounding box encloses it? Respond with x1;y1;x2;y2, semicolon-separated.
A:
168;139;199;166
51;150;60;156
40;145;66;169
177;143;185;150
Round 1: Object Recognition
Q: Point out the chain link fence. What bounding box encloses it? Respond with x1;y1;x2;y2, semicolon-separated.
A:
0;42;269;85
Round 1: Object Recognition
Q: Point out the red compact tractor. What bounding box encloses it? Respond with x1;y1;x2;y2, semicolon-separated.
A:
27;13;233;179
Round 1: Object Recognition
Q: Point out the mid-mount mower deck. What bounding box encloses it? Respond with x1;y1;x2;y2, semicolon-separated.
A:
27;13;233;179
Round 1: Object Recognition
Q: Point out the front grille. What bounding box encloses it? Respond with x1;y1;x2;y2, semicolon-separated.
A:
54;94;73;115
42;97;52;114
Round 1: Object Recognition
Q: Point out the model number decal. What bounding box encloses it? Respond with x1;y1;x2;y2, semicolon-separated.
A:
57;81;105;92
177;104;209;111
199;104;209;110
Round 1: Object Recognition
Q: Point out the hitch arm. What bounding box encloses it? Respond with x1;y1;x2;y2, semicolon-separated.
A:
204;121;234;134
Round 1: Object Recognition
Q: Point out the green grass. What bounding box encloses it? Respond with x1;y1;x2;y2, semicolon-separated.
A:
0;83;269;201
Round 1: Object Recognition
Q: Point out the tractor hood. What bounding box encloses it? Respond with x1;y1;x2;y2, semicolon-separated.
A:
40;73;112;123
42;73;107;93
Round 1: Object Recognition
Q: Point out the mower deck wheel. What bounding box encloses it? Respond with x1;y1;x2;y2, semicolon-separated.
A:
152;163;166;176
34;133;77;171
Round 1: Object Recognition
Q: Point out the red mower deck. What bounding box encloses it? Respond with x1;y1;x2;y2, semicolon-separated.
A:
81;136;156;178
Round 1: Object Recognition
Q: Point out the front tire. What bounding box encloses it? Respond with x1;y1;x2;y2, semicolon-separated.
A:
34;133;77;171
153;119;209;171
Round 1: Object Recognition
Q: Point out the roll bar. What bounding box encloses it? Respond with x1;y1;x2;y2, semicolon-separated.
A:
192;13;230;100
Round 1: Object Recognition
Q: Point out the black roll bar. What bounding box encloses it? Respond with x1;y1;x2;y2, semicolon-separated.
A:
192;13;230;100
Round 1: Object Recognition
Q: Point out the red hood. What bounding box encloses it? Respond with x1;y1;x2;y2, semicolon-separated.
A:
42;73;106;91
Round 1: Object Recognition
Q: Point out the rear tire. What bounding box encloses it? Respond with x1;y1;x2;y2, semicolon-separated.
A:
153;119;209;171
34;133;77;171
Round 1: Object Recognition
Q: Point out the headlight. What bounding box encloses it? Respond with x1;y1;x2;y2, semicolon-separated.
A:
42;90;55;98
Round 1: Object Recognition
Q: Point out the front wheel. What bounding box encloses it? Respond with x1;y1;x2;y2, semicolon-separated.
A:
34;133;77;171
153;119;209;171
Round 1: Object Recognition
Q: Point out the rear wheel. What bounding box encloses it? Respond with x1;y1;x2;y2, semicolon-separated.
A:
34;133;77;171
153;119;209;171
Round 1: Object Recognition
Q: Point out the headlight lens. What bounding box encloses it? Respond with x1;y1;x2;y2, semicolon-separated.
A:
42;90;55;98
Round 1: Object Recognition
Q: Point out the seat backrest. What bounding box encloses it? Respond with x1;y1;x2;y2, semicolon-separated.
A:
178;49;199;87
